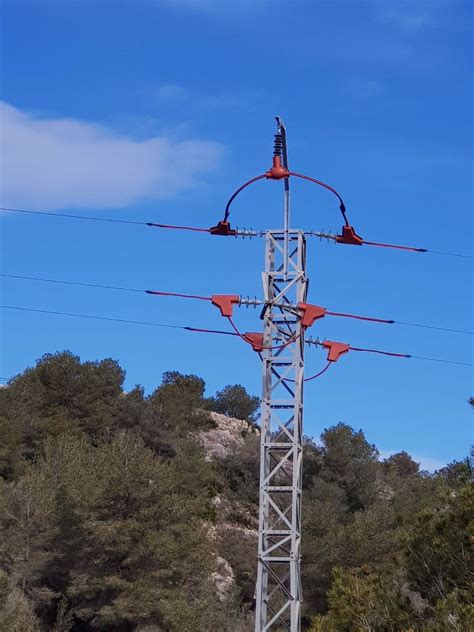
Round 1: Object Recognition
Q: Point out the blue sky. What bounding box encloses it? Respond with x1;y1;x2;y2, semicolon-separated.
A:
1;0;472;471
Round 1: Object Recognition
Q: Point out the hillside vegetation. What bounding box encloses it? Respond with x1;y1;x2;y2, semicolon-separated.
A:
0;351;472;631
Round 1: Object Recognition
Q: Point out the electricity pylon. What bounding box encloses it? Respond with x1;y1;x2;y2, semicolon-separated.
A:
255;120;307;632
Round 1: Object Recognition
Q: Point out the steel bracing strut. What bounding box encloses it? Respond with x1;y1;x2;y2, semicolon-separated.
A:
255;120;307;632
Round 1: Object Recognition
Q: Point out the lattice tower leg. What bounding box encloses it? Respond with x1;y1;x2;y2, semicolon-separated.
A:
254;229;307;632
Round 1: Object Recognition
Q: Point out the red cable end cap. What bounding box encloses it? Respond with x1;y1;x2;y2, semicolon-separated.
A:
244;332;264;352
322;340;350;362
211;295;240;317
209;221;236;236
265;156;290;180
336;225;363;246
298;302;327;328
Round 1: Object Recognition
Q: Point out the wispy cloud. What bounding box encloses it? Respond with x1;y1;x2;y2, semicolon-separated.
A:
379;449;446;473
0;101;224;210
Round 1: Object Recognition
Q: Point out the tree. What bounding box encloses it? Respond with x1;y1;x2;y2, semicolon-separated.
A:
207;385;259;421
302;477;348;617
59;431;217;630
0;571;41;632
384;451;420;478
4;430;220;630
2;350;471;630
437;458;472;488
0;414;23;481
52;596;73;632
217;526;257;605
319;423;379;511
422;589;474;631
149;371;213;437
0;465;56;599
405;483;473;605
328;503;400;571
302;438;322;490
0;351;126;465
217;433;260;509
309;567;411;631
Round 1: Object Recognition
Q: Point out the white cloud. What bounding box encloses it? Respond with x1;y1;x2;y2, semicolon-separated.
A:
0;101;224;210
379;449;446;473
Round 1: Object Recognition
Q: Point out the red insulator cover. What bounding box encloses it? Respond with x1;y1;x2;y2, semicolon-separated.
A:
322;340;350;362
243;332;264;352
336;225;363;246
265;156;290;180
298;303;327;328
211;295;240;317
209;221;236;236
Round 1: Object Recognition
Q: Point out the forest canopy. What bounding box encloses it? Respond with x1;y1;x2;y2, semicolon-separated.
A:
0;351;472;631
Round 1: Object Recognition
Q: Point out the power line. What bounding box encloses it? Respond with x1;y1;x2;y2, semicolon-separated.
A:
0;304;235;336
360;240;473;259
409;355;473;367
145;289;211;301
349;345;411;358
0;206;146;225
1;304;472;368
1;273;145;293
0;206;209;233
310;230;474;259
288;171;349;226
326;309;393;324
3;205;473;259
395;320;473;335
146;222;209;233
223;175;268;222
2;273;472;337
325;311;472;335
422;249;474;260
0;273;211;302
308;339;473;367
4;121;470;632
283;360;333;383
222;171;349;227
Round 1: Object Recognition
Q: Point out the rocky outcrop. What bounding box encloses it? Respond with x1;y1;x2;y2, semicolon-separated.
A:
212;555;235;600
198;413;260;599
199;412;259;460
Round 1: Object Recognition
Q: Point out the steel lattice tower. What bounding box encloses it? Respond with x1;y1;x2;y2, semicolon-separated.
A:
255;121;307;632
